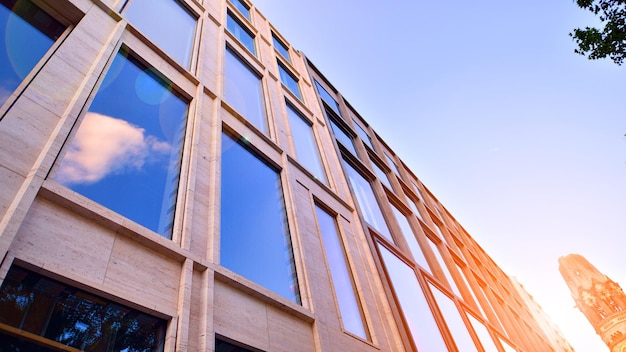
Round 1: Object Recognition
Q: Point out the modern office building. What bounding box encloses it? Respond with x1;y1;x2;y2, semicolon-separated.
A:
559;254;626;352
0;0;572;351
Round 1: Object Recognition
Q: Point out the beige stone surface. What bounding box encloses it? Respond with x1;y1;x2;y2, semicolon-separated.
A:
103;234;181;315
214;280;270;350
10;197;115;286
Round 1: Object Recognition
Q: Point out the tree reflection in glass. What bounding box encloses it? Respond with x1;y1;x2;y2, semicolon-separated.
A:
0;266;166;351
55;50;188;239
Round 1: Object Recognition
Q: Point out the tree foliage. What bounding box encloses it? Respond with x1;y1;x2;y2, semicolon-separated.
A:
570;0;626;65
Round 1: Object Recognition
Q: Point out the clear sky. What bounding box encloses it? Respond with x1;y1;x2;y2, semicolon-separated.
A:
252;0;626;350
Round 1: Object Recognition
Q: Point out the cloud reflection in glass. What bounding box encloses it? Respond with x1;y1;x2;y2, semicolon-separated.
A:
55;51;188;239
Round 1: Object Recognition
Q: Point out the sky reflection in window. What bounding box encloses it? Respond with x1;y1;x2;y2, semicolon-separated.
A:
0;0;65;107
224;48;266;132
55;50;188;239
220;133;300;303
124;0;196;68
315;206;367;339
378;244;448;351
343;160;392;240
286;103;325;182
430;284;479;352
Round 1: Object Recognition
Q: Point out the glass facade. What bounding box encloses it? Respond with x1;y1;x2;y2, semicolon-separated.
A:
468;313;500;352
272;33;290;63
378;244;448;351
431;284;479;352
0;2;568;351
55;50;188;239
353;121;373;149
0;266;166;351
328;118;357;155
343;161;392;241
216;338;255;352
385;152;401;176
314;80;341;116
286;103;325;182
372;161;392;189
315;206;367;339
224;47;266;132
0;0;65;108
220;133;300;303
124;0;196;68
427;238;462;296
277;61;301;99
228;0;250;20
390;204;430;271
226;12;255;55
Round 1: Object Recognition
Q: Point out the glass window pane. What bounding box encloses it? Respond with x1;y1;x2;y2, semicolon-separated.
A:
125;0;196;67
390;204;429;271
0;0;65;107
378;244;448;351
228;0;250;20
55;51;188;239
384;153;401;176
467;314;500;352
286;104;325;182
407;198;424;222
277;62;301;99
220;133;300;303
315;206;367;339
372;162;392;189
430;284;479;352
0;266;166;351
224;48;266;132
500;338;517;352
272;34;290;63
456;264;487;318
353;122;372;149
411;180;425;204
226;12;255;55
314;80;341;116
328;118;356;155
343;161;392;241
216;338;255;352
427;239;462;296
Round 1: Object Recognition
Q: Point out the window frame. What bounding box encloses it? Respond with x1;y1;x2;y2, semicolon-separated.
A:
51;45;191;240
227;0;251;21
272;32;291;63
219;129;301;304
285;100;326;182
121;0;199;69
0;0;71;116
277;60;301;100
223;45;268;133
314;79;341;117
314;203;370;340
226;10;256;55
0;265;168;352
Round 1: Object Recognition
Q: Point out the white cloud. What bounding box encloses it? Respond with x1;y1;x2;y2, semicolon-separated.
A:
56;112;171;185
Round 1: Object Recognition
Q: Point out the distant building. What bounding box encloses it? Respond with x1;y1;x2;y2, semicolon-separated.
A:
0;0;572;350
511;277;575;351
559;254;626;351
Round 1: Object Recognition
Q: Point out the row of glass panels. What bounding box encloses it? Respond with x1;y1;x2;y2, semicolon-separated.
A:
1;0;524;350
1;0;362;348
314;75;523;351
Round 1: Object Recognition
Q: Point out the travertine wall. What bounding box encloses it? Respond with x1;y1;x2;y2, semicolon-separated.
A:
0;0;406;351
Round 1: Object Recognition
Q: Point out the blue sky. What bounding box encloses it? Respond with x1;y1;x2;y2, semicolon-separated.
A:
253;0;626;350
